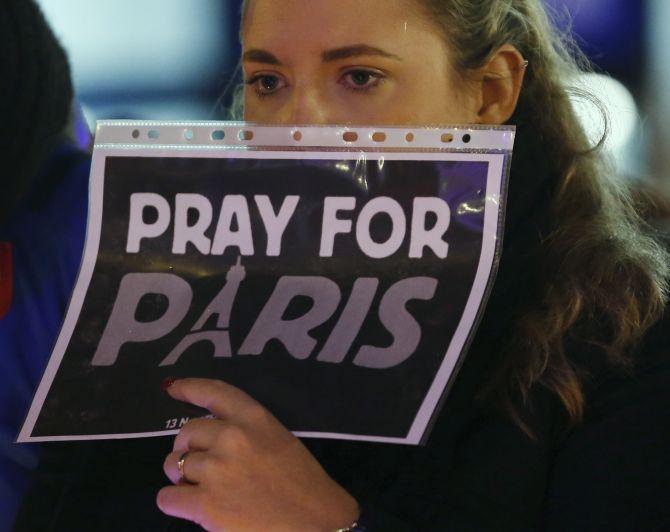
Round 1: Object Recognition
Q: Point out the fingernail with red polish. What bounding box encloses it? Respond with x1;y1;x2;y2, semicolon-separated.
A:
161;377;176;391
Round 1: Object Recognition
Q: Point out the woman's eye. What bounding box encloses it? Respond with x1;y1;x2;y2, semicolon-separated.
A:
246;74;286;97
340;70;384;92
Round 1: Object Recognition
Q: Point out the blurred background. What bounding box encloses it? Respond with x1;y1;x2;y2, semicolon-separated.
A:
35;0;670;185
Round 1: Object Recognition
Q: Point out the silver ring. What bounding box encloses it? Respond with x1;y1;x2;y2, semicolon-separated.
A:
177;451;190;483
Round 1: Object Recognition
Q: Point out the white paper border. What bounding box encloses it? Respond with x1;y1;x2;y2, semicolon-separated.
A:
19;141;507;444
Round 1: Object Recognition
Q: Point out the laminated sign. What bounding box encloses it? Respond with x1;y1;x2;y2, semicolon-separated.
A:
19;122;514;444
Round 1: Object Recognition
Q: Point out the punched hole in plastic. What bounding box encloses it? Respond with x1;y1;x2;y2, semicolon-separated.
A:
343;131;358;142
211;130;225;141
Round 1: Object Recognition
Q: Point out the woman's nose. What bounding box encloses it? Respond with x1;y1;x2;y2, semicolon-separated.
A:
285;86;331;124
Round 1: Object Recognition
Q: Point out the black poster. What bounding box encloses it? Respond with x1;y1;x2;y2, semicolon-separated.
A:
19;123;512;445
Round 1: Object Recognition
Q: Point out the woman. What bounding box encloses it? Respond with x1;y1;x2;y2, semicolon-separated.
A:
16;0;670;530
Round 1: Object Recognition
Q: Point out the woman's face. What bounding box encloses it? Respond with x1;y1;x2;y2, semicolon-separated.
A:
241;0;481;125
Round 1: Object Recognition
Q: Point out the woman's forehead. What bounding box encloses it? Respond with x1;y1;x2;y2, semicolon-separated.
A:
242;0;436;53
242;0;428;43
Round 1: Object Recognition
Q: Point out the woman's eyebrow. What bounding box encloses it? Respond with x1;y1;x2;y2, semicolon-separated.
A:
322;45;402;62
243;49;282;65
242;45;402;66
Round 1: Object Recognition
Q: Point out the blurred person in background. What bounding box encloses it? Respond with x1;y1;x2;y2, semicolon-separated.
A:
0;0;90;529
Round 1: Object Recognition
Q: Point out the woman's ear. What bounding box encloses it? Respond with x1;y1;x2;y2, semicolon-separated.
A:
474;44;527;124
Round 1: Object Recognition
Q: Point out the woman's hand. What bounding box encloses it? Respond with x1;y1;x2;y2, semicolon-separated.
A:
157;378;360;532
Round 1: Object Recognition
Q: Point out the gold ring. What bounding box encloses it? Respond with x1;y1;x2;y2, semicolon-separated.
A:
177;451;190;483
